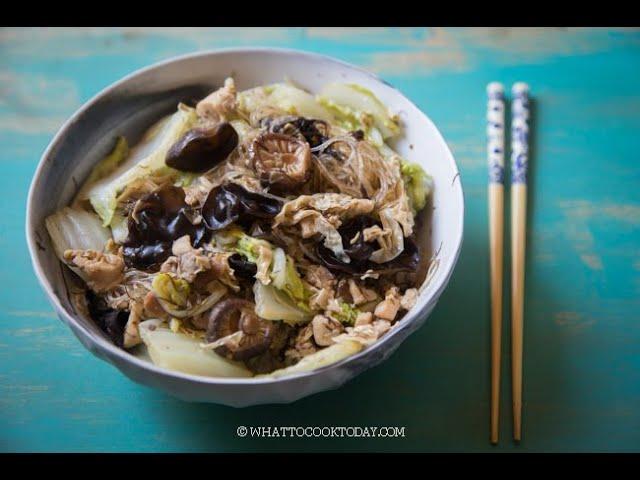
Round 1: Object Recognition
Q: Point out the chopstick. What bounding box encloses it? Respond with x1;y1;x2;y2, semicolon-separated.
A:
510;82;530;441
486;82;505;444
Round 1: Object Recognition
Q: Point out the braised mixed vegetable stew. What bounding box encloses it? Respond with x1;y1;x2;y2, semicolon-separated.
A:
46;78;433;378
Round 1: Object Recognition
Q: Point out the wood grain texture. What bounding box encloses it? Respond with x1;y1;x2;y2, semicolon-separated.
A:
511;184;527;441
488;184;504;444
1;27;640;452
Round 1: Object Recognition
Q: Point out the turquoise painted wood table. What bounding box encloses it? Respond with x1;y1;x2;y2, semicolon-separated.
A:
1;27;639;452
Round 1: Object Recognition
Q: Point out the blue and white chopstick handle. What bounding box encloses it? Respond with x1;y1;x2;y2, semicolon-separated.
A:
487;82;505;184
511;82;530;184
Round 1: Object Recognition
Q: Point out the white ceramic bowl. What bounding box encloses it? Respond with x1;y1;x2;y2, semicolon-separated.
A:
26;48;464;406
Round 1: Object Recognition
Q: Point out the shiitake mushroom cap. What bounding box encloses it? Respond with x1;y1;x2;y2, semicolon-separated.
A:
244;322;293;374
206;298;276;361
166;122;238;173
250;132;311;192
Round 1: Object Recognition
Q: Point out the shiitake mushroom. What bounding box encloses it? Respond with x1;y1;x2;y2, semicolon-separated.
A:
165;122;238;173
250;132;311;192
201;183;283;231
123;186;208;270
243;323;293;374
263;116;364;159
206;298;277;361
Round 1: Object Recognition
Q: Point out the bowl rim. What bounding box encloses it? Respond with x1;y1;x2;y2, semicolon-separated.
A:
26;47;465;386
